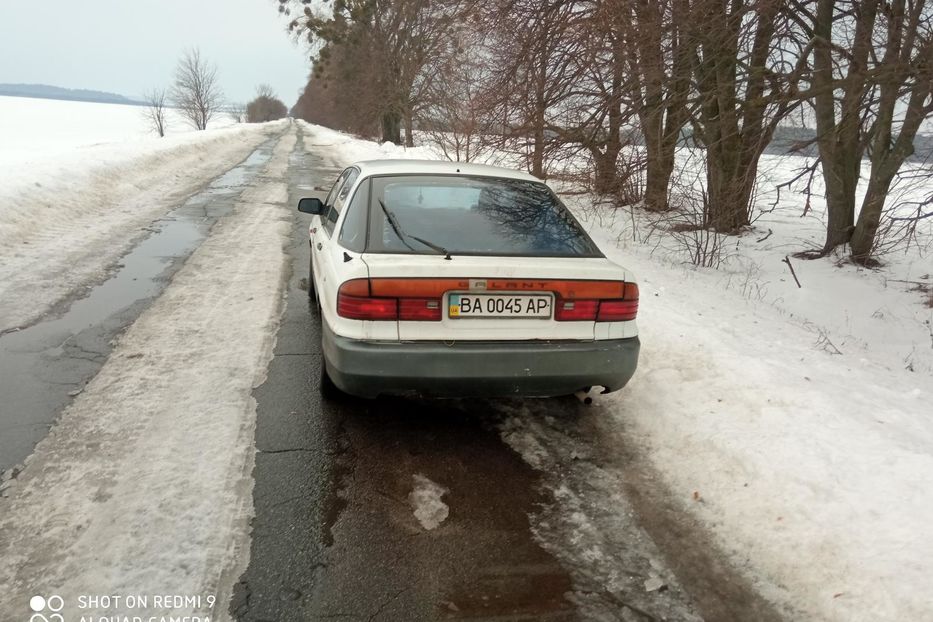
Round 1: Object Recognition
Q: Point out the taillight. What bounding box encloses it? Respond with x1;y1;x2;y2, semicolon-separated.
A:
336;279;441;321
597;300;638;321
399;298;442;321
337;294;398;320
556;282;638;322
597;282;639;321
555;299;598;321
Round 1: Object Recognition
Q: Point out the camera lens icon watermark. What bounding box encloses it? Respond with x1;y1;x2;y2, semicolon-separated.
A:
29;594;64;622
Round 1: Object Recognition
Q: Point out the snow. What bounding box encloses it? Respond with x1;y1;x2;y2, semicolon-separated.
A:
578;196;933;621
298;121;439;167
408;474;450;530
0;95;236;169
498;412;704;621
0;95;282;332
303;123;933;621
0;126;297;622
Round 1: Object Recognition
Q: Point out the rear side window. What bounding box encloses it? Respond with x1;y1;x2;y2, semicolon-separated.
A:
324;168;351;211
338;178;369;252
323;168;359;236
366;175;601;257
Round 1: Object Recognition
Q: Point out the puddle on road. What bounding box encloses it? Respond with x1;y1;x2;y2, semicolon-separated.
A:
0;139;275;475
289;133;341;195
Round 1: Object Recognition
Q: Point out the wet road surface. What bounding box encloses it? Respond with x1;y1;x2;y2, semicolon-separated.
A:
232;141;580;621
0;138;277;474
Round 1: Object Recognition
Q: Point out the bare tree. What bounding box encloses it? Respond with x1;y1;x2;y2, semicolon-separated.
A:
255;83;276;100
688;0;810;233
421;50;499;162
142;88;168;137
789;0;933;263
617;0;693;211
227;102;247;124
284;0;470;145
478;0;585;178
171;48;223;131
247;84;289;123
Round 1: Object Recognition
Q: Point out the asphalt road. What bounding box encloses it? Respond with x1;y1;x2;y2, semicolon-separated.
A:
231;139;579;621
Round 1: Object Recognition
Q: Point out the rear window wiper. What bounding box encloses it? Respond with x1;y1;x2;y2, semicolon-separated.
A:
378;198;452;260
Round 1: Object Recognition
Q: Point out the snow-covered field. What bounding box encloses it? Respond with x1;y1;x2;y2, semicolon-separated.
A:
0;95;237;169
0;96;280;332
299;121;933;621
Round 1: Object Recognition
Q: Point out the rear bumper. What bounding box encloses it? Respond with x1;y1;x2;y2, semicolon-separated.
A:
321;322;640;398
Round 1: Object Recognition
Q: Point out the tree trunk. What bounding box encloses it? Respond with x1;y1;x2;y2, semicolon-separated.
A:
531;122;545;179
404;108;414;147
706;151;757;232
381;111;402;145
592;146;621;194
812;0;875;255
530;45;547;179
643;122;676;211
820;156;858;252
850;169;896;262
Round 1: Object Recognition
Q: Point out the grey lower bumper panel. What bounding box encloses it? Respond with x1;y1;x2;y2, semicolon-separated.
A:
321;323;640;398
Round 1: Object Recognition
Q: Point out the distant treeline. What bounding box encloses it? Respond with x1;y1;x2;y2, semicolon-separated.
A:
0;84;144;106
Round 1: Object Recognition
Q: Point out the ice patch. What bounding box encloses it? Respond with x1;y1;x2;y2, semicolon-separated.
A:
409;474;449;530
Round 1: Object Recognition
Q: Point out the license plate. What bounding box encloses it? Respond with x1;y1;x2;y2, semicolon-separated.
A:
448;293;552;319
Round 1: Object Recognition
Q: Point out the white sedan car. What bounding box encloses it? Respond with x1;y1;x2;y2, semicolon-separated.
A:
298;159;640;398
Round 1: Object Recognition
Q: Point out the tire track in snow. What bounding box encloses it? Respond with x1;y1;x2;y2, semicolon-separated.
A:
0;125;298;622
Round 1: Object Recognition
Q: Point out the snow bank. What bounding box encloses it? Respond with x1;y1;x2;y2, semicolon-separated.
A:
0;127;297;622
0;116;284;332
296;121;528;170
572;198;933;621
297;121;437;167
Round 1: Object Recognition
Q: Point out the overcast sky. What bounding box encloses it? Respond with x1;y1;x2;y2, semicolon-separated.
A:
0;1;312;105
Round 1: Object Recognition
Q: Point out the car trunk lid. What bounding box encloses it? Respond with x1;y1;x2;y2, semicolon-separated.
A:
359;253;631;341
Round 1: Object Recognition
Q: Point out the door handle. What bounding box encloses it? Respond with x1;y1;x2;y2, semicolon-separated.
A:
316;242;323;251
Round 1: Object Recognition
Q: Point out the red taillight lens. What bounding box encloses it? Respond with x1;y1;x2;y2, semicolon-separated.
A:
555;283;638;322
597;299;638;321
336;280;441;321
555;299;598;321
399;298;442;321
597;283;639;321
337;293;398;320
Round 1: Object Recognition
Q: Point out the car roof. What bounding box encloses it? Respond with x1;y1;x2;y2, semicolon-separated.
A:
353;159;541;182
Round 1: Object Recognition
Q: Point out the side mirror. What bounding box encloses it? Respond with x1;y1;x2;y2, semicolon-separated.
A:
297;197;326;215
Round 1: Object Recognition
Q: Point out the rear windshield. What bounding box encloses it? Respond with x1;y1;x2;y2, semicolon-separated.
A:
365;174;602;257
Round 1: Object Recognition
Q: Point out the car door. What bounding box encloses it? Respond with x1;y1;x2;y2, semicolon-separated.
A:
313;167;360;319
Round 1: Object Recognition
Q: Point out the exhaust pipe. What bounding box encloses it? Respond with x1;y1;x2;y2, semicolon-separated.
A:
574;387;593;405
